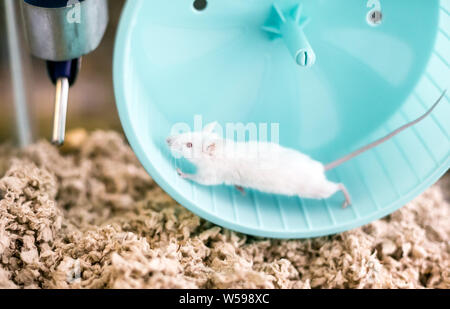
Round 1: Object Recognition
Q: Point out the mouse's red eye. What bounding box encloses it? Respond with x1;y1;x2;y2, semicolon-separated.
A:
186;142;193;148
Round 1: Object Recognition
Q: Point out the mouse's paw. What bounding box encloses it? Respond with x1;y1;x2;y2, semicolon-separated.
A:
234;186;247;196
177;168;187;179
338;184;352;209
235;186;246;196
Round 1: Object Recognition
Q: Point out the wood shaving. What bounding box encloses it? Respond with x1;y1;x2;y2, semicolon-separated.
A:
0;130;448;289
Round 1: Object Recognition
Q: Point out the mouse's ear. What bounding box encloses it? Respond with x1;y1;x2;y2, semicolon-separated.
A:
203;122;218;134
203;141;217;156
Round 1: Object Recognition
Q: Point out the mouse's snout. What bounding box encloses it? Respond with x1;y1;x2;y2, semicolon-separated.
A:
166;137;173;146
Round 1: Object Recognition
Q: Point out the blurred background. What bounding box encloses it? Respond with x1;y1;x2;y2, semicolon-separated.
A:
0;0;126;144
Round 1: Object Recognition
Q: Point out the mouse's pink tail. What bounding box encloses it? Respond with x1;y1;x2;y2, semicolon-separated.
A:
325;90;447;172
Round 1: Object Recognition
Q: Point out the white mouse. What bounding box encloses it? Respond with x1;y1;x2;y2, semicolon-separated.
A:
166;91;446;208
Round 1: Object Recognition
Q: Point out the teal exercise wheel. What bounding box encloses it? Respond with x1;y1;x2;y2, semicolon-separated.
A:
114;0;450;239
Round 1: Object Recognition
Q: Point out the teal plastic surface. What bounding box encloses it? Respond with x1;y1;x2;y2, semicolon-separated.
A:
114;0;450;239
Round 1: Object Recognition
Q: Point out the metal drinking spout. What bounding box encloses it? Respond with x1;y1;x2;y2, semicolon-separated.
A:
262;3;316;67
52;77;69;146
46;59;81;146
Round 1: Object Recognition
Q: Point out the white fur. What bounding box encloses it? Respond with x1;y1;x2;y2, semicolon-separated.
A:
166;123;351;207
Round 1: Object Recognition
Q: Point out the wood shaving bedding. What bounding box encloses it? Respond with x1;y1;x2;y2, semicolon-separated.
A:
0;130;448;289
